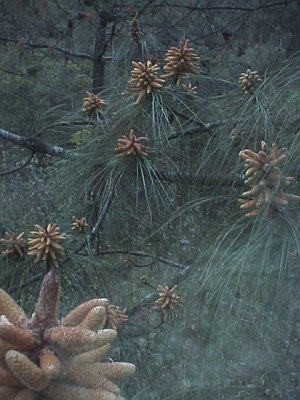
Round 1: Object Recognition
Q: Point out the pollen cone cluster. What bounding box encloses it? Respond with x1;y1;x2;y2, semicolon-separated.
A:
239;69;261;94
0;232;25;257
83;91;106;116
71;216;89;233
0;268;135;400
162;39;200;85
128;60;165;104
27;224;65;268
115;129;152;157
239;142;300;217
153;284;182;321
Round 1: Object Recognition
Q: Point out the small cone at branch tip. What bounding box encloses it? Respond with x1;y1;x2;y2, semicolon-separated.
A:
62;298;110;327
5;350;49;391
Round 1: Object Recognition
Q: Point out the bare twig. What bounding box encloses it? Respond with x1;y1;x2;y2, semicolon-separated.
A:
90;188;116;240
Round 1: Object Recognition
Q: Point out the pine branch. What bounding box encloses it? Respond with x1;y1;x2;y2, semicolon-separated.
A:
0;128;77;158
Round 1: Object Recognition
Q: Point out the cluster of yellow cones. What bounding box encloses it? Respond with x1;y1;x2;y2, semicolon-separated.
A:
128;39;200;103
162;39;199;85
0;233;25;257
0;269;135;400
239;69;261;94
82;91;106;116
127;61;165;104
115;129;152;157
153;284;182;321
239;142;300;217
71;217;89;233
27;224;65;268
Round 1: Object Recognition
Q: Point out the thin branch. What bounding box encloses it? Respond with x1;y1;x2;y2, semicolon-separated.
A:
0;66;23;76
168;120;226;140
0;150;35;176
160;1;295;13
156;170;242;188
0;37;95;61
72;183;117;256
90;187;116;239
78;249;188;269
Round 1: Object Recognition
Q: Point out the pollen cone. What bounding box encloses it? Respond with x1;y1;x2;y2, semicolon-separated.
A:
70;343;111;364
5;350;49;391
44;327;117;355
45;382;125;400
62;298;109;327
0;289;28;325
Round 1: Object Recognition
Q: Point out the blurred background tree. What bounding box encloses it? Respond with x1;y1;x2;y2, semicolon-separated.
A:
0;1;300;399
